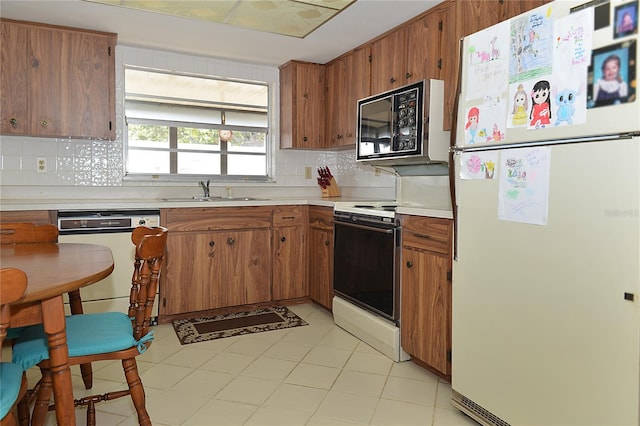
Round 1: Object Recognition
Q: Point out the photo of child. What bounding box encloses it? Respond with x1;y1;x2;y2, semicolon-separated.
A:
588;41;636;108
593;54;628;102
614;2;638;38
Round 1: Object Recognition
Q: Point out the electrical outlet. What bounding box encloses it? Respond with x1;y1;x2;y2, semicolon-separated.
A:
37;157;47;173
304;166;312;179
375;167;380;176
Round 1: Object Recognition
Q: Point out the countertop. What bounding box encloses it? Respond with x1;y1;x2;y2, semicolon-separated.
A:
0;197;453;219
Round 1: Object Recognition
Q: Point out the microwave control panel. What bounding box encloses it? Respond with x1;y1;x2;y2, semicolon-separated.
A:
394;87;420;152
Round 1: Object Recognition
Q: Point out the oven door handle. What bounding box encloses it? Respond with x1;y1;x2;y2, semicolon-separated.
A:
336;221;395;234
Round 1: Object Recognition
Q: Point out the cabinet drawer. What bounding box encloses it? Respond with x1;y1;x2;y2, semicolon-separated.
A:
163;206;272;231
401;215;452;254
273;205;306;227
309;206;334;231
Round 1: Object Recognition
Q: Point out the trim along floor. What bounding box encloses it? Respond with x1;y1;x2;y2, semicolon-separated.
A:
20;303;478;425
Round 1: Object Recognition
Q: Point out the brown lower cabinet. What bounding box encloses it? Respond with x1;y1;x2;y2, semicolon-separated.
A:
308;206;334;311
160;206;273;316
0;210;56;224
399;214;453;379
272;205;308;300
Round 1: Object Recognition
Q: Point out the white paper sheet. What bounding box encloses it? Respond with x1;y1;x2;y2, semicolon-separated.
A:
498;146;551;225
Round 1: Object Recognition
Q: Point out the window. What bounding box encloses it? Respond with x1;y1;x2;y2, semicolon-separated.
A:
124;67;270;181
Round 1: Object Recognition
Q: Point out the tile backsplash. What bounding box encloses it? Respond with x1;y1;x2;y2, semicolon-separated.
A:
0;44;393;200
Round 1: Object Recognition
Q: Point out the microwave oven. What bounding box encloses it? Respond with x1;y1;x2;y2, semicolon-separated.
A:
356;79;449;166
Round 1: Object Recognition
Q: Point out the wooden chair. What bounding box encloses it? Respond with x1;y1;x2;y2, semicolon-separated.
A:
11;226;168;426
0;222;94;390
0;268;29;426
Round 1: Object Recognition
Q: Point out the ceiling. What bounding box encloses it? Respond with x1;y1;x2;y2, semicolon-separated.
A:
0;0;442;67
84;0;356;38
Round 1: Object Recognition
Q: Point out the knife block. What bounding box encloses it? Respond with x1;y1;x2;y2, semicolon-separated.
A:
321;177;341;198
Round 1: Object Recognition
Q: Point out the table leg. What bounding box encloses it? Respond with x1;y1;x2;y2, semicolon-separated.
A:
41;295;76;426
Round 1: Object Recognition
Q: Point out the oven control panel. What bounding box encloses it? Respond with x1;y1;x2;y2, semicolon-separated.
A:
58;210;160;234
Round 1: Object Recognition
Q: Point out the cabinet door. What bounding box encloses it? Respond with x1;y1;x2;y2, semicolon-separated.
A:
222;229;271;306
406;10;442;84
309;227;333;310
401;247;451;376
279;61;325;149
273;226;307;300
162;232;223;315
28;25;64;137
296;63;325;148
325;47;370;148
325;57;345;147
0;21;28;135
28;25;115;139
370;29;407;94
341;46;370;146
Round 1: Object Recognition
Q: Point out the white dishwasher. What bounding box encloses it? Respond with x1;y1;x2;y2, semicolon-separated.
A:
57;210;161;320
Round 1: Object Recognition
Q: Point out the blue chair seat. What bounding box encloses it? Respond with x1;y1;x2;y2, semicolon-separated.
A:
0;362;24;419
12;311;153;372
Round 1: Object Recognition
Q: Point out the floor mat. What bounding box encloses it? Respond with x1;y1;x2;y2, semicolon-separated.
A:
172;306;308;345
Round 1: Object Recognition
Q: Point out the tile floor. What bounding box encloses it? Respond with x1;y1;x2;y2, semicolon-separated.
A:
22;303;479;426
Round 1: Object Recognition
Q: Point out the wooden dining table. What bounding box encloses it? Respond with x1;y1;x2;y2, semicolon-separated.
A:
1;242;114;426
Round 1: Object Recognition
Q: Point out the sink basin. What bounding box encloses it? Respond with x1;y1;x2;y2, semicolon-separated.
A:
161;196;222;202
161;196;269;202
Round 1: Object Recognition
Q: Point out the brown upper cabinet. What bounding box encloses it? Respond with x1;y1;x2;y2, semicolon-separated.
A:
370;11;443;95
325;46;370;148
279;60;326;149
1;19;116;139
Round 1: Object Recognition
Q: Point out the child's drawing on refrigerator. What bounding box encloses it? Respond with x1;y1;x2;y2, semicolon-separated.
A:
510;5;554;83
528;79;552;129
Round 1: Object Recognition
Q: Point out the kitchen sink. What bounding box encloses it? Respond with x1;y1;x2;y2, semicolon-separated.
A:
161;196;223;202
161;196;269;202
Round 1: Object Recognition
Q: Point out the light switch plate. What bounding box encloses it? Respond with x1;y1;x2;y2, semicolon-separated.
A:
304;166;312;179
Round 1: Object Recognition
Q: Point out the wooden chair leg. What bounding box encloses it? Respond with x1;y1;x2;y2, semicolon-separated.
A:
68;289;93;390
79;363;93;390
122;358;151;426
86;400;96;426
31;370;53;426
16;398;30;426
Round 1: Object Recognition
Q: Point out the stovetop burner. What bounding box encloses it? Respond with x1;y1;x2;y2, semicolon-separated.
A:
334;201;398;219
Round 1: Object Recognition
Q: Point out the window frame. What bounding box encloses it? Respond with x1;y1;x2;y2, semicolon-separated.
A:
122;67;272;183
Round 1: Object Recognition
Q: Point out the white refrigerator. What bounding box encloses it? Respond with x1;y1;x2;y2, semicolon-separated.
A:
451;1;639;424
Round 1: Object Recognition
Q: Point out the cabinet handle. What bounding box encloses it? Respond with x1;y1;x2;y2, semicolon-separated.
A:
405;72;412;79
303;92;308;99
227;237;235;245
303;136;308;142
325;240;330;246
209;240;215;247
413;233;431;239
390;77;396;83
337;134;342;139
41;120;48;128
9;118;17;127
208;240;215;257
406;260;413;268
281;236;286;242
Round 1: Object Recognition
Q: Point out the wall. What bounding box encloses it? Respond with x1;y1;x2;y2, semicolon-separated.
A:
0;45;394;201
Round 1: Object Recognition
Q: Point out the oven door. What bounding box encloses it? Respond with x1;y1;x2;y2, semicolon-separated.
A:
333;217;400;322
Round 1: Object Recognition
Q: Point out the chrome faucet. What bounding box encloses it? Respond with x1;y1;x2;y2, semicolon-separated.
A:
199;180;210;198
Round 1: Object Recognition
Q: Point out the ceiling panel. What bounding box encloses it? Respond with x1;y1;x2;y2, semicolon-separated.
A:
85;0;356;38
